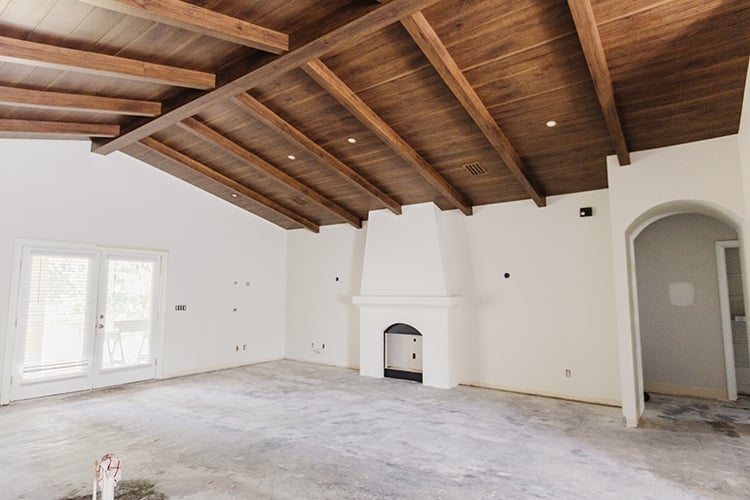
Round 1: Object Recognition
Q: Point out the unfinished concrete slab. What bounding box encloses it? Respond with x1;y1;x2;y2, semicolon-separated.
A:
1;360;748;499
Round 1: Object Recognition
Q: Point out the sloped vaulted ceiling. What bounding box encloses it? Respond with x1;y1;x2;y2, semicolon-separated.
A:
0;0;748;231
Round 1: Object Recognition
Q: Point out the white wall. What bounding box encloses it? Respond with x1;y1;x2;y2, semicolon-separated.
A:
635;214;737;398
460;190;620;404
286;190;622;405
285;223;365;368
607;134;746;425
0;139;287;399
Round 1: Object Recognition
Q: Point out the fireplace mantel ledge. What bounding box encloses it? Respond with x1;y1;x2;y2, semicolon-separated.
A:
352;295;461;307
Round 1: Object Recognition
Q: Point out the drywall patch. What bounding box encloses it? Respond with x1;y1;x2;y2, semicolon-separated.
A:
669;282;695;306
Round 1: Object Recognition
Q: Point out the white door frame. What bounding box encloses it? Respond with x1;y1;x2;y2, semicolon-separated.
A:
1;239;167;404
716;240;744;401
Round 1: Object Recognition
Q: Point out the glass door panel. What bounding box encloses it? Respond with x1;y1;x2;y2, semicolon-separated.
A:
94;253;159;387
11;249;99;400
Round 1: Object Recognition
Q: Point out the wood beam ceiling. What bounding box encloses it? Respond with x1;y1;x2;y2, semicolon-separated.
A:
91;0;443;155
0;118;119;139
566;0;630;166
400;12;546;208
76;0;289;54
231;93;402;215
140;137;319;233
302;58;473;216
0;86;161;116
178;118;362;228
0;35;215;90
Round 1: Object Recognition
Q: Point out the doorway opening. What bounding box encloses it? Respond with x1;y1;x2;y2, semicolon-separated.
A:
633;213;748;403
4;241;165;402
384;323;423;383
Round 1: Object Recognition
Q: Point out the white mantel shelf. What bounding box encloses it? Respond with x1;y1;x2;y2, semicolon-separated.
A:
353;296;461;307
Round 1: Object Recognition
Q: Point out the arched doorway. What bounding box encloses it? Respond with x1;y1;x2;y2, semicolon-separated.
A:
383;323;423;383
633;213;747;401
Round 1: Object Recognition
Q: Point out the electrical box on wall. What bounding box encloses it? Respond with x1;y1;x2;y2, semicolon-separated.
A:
579;207;593;217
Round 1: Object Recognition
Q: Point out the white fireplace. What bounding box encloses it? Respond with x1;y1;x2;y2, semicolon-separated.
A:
353;203;462;389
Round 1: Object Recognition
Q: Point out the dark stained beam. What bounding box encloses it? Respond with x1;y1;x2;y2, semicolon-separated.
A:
401;12;546;207
178;118;362;228
302;58;473;216
0;86;161;116
140;137;319;233
232;92;402;215
0;118;119;139
0;35;215;90
77;0;288;54
91;0;443;155
566;0;630;166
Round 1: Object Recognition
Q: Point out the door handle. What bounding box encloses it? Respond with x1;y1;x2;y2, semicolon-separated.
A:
98;324;104;329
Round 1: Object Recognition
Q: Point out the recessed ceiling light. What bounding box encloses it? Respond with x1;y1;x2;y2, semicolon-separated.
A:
287;154;296;160
230;193;238;198
546;120;557;127
347;137;357;144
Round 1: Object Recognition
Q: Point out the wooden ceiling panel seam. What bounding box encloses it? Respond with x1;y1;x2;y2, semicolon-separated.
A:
90;0;444;155
177;116;362;228
302;58;473;216
139;136;319;233
0;34;216;89
75;0;289;54
231;92;403;215
400;11;546;208
567;0;630;166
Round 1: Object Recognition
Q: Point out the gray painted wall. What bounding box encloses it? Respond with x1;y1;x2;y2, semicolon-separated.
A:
635;213;737;397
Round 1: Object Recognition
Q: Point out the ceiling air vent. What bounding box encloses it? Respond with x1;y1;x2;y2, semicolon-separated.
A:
462;161;488;177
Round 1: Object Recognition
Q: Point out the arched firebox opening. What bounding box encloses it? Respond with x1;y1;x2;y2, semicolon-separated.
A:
384;323;423;383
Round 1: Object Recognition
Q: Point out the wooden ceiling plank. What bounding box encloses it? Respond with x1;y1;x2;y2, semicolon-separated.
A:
140;137;319;233
0;35;215;90
0;118;119;138
232;92;402;215
91;0;443;156
0;85;161;116
178;117;362;228
566;0;630;166
76;0;288;54
302;58;473;216
400;12;546;208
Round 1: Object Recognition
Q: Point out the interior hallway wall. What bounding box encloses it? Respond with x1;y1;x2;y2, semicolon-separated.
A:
635;214;737;398
0;140;287;402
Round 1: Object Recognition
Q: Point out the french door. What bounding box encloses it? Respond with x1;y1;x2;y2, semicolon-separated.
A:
9;245;162;401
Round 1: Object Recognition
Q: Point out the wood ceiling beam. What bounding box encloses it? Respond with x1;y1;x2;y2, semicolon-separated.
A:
140;137;319;233
400;12;546;208
232;93;402;216
0;86;161;116
0;35;215;90
76;0;288;54
0;118;119;138
178;118;362;228
91;0;442;155
566;0;630;166
302;58;473;216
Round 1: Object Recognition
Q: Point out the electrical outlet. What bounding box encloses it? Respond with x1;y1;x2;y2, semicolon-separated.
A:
565;369;572;378
243;344;247;351
235;345;239;352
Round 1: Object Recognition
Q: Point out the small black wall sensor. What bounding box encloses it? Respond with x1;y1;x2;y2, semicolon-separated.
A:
579;207;593;217
503;272;511;279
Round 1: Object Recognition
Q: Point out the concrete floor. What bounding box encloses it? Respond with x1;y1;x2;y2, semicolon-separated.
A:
1;360;749;499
